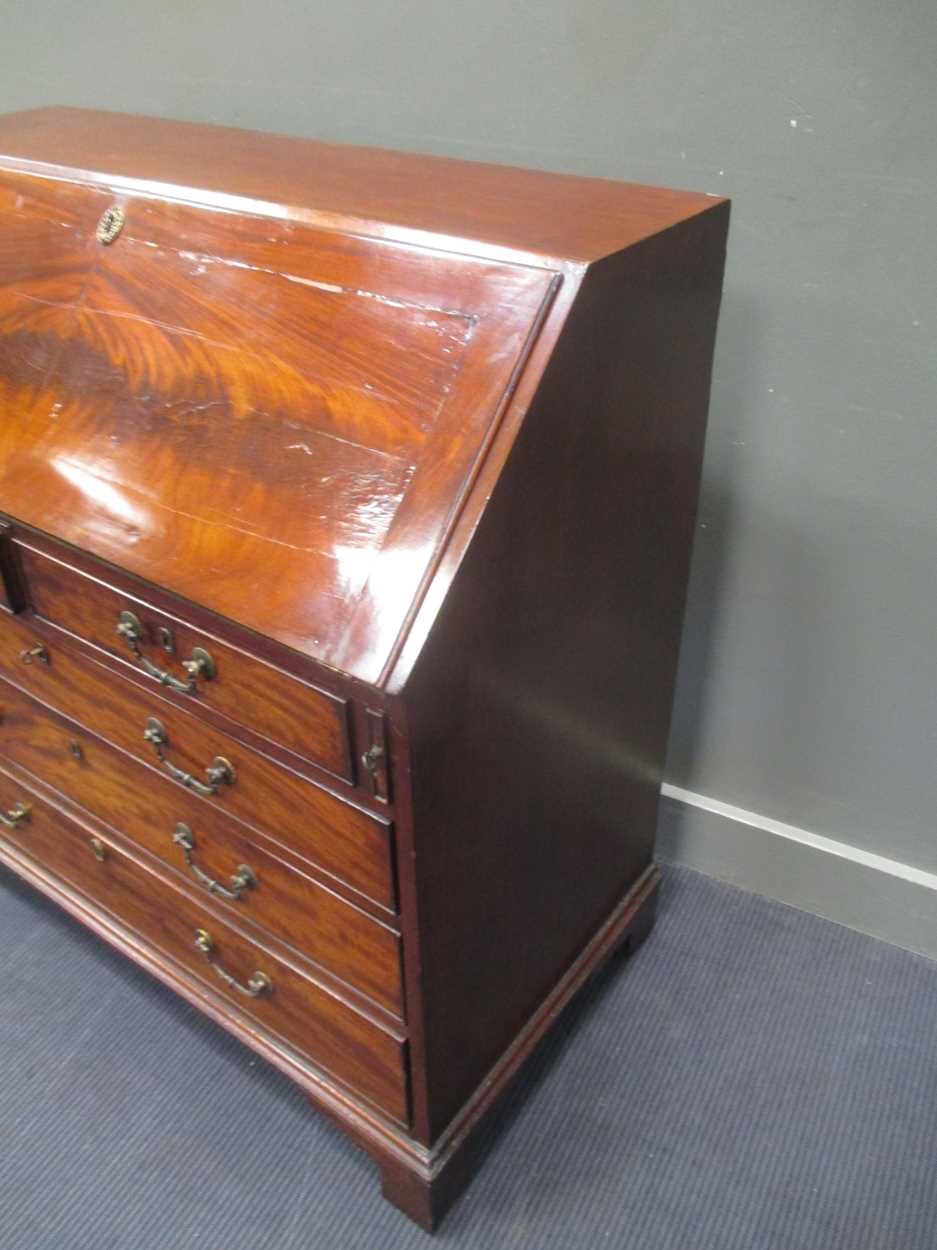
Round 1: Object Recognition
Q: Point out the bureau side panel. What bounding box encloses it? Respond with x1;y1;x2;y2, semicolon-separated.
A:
405;203;730;1139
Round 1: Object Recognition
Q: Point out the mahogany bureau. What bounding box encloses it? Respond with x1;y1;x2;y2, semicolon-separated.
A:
0;107;728;1229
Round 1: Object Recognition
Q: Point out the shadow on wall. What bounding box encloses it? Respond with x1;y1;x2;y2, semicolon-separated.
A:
663;286;759;806
662;279;937;869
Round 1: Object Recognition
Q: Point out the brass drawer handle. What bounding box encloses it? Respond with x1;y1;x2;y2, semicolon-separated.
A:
143;717;236;797
172;822;256;901
117;610;215;695
0;801;30;829
194;928;272;998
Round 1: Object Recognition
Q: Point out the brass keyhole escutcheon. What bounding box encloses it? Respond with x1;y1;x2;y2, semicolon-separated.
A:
96;205;125;245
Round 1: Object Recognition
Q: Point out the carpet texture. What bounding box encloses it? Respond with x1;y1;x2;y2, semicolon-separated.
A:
2;862;936;1249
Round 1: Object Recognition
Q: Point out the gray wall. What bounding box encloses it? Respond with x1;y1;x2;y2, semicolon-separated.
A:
3;1;936;946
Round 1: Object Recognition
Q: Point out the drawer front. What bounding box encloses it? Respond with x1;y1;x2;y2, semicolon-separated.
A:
15;538;353;781
0;763;409;1124
0;614;396;912
0;677;402;1016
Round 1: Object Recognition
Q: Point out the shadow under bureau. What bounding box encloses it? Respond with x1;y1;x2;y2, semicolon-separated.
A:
0;106;728;1229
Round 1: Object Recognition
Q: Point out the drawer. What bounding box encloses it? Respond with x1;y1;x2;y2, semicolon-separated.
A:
0;677;403;1016
0;614;396;912
0;762;409;1125
14;537;353;781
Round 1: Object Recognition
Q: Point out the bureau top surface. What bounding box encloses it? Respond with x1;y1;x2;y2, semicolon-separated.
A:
0;108;718;264
0;108;723;687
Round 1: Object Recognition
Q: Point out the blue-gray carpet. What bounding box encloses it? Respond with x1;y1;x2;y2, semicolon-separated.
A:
2;862;936;1249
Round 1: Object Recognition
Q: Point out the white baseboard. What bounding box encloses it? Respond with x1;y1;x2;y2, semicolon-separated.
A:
656;784;937;961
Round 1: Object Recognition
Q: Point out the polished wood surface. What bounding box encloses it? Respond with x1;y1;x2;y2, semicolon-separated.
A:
0;758;409;1123
1;524;383;793
0;611;397;912
0;157;555;684
405;207;730;1135
0;676;402;1016
17;536;352;780
0;519;17;613
0;107;729;1231
0;107;721;264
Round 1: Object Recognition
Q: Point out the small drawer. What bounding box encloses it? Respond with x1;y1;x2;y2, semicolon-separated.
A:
13;537;353;781
0;763;409;1125
0;679;403;1016
0;614;397;913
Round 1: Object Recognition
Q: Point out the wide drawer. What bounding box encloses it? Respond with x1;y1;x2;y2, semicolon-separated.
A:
0;676;402;1016
0;761;409;1125
0;613;396;912
14;537;353;781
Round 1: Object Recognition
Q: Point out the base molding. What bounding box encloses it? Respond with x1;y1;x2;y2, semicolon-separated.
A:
1;831;660;1232
658;784;937;961
396;863;661;1229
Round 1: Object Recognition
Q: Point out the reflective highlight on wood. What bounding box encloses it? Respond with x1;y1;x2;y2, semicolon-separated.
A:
0;106;728;1231
0;159;555;684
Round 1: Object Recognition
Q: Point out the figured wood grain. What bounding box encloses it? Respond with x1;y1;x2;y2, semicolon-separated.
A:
0;160;557;684
0;758;409;1123
0;610;397;911
0;675;403;1015
0;107;731;1230
17;538;353;781
0;172;100;448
